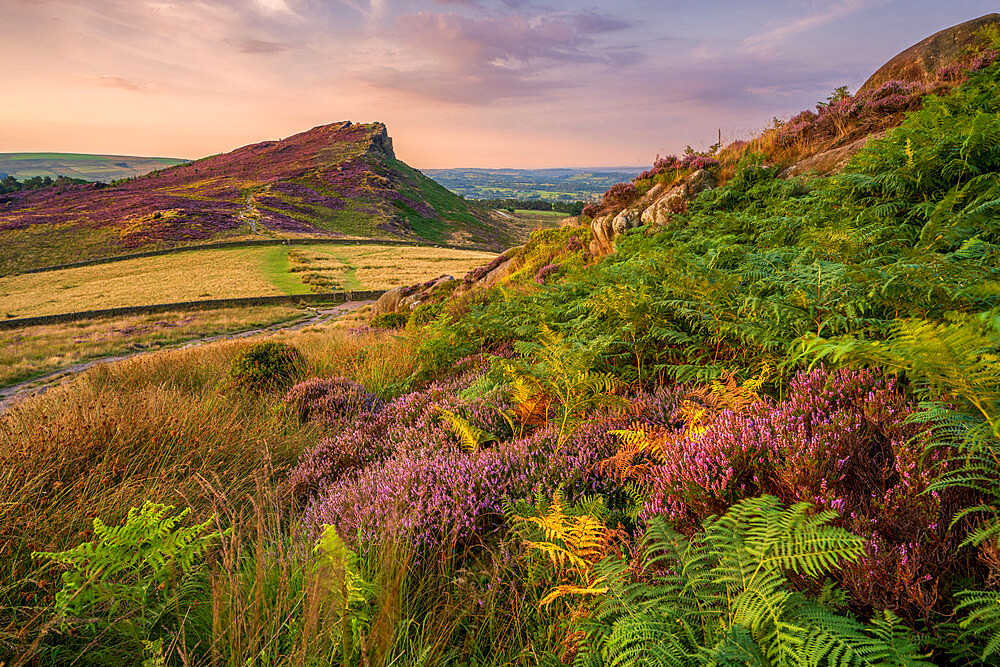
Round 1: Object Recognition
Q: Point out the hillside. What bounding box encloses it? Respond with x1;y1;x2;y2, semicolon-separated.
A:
0;153;187;182
0;122;509;275
10;14;1000;667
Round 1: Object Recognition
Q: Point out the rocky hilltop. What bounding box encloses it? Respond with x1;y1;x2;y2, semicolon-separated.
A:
0;122;508;274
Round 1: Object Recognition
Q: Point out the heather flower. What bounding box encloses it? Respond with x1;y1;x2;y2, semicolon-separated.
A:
971;48;998;71
601;182;639;210
634;366;957;622
565;235;584;252
301;411;622;555
677;154;720;171
535;263;561;285
284;377;379;427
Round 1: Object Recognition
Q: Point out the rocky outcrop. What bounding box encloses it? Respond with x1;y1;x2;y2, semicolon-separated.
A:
859;13;1000;94
372;274;454;315
365;122;396;159
589;169;717;256
780;133;885;178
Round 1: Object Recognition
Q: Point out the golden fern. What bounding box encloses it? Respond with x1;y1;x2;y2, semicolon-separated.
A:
598;423;668;484
434;407;498;453
514;494;623;609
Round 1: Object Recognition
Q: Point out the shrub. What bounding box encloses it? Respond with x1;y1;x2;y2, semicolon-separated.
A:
227;340;304;392
369;312;407;329
564;235;584;252
285;376;379;427
600;182;639;211
408;302;443;328
303;419;620;555
631;367;964;623
534;262;561;285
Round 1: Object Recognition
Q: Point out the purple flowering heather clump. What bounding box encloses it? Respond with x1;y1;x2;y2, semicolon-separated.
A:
285;377;380;427
636;366;964;622
601;182;640;210
678;154;720;171
641;367;929;524
637;153;718;182
260;211;324;233
464;250;512;284
303;417;621;554
564;235;584;252
289;379;510;502
971;47;998;71
269;182;350;210
936;64;966;82
535;263;560;285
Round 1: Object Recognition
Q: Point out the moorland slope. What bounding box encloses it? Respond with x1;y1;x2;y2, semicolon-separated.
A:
0;122;509;275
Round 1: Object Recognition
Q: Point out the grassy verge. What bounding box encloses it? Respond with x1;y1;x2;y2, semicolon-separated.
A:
0;304;307;389
0;327;421;663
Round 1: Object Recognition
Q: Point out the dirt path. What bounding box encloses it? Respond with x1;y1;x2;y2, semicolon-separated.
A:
0;300;372;413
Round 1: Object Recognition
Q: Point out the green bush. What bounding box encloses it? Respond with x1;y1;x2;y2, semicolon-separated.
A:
370;312;408;329
227;340;304;392
408;302;443;328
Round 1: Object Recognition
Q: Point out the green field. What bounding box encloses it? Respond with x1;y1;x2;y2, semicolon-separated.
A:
0;152;187;181
424;166;644;201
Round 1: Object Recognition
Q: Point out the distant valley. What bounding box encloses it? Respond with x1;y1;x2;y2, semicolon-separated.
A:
424;167;644;202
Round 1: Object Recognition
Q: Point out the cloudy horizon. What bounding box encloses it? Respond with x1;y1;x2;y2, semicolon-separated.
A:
2;1;997;168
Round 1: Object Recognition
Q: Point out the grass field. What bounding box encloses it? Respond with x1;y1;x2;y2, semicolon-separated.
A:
0;304;305;388
513;209;570;217
0;244;496;319
0;152;187;181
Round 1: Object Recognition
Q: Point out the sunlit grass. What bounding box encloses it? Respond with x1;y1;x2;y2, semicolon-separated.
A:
0;244;496;318
0;304;305;388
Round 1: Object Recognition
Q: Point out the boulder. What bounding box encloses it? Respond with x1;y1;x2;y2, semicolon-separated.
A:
480;256;518;288
371;274;456;315
641;187;685;225
589;214;616;256
859;14;1000;94
640;169;717;225
780;133;884;178
611;207;643;235
372;285;417;315
686;169;717;196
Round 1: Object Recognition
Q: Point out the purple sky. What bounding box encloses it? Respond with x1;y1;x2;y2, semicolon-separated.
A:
2;1;996;168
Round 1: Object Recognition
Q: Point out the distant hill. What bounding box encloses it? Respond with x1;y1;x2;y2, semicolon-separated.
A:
424;167;645;202
0;153;187;182
0;122;511;274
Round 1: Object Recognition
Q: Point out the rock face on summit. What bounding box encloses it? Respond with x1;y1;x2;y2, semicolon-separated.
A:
859;13;1000;94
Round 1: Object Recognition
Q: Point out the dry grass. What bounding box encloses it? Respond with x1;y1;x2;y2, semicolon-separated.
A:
0;304;304;388
0;247;283;318
0;244;496;318
302;245;497;288
0;325;419;662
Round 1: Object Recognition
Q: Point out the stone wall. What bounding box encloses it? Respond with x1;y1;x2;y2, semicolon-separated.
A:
0;290;385;330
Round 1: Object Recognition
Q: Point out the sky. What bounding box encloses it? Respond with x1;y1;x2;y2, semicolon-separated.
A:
1;0;997;168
